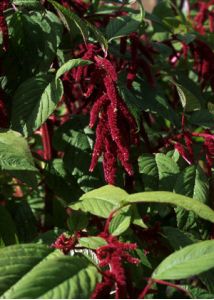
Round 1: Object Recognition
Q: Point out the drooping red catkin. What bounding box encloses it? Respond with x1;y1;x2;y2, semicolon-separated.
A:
0;0;9;51
103;135;117;184
89;94;108;128
62;43;139;184
89;112;107;172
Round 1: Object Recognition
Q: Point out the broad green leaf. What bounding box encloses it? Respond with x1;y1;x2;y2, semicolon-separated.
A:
78;237;107;250
48;0;88;42
71;185;128;218
109;208;131;236
11;74;63;136
152;240;214;280
127;191;214;223
0;130;37;171
189;110;214;128
171;80;201;112
12;0;41;8
0;244;100;299
8;10;62;78
0;206;18;246
56;59;92;80
138;153;179;191
174;166;209;230
0;244;53;296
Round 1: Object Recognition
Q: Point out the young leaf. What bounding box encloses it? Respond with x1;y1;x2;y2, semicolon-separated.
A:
11;74;63;136
152;240;214;280
170;80;201;112
78;237;107;249
0;244;101;299
109;207;132;236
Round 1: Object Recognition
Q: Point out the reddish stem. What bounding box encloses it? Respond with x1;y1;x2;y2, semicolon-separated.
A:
41;121;52;161
138;279;154;299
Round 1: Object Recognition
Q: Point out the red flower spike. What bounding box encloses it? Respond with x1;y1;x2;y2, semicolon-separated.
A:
52;233;76;255
95;56;118;82
89;94;108;128
103;135;117;184
107;104;129;162
89;112;107;172
95;234;140;299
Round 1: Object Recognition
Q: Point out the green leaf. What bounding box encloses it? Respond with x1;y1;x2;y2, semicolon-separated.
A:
0;130;37;171
106;1;144;41
48;0;88;42
0;244;100;299
106;16;140;42
12;0;41;8
127;191;214;223
8;10;62;78
48;0;108;53
85;20;108;54
109;207;131;236
189;110;214;128
67;210;88;234
0;206;18;246
152;240;214;280
138;153;180;191
56;59;92;80
70;185;128;218
174;166;209;230
78;237;107;250
171;80;201;112
11;74;63;136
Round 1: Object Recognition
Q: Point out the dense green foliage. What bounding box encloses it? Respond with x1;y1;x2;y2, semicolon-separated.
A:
0;0;214;298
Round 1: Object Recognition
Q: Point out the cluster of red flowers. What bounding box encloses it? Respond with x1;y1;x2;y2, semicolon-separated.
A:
63;43;140;184
52;233;77;254
193;0;214;34
120;33;156;88
92;234;139;299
